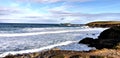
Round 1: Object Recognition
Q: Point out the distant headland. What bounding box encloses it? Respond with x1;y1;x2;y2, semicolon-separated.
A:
86;21;120;27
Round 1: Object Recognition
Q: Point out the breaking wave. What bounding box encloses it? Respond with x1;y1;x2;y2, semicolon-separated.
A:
0;41;77;57
0;28;106;37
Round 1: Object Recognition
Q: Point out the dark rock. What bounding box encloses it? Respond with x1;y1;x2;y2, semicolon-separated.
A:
114;43;120;49
90;56;105;58
79;26;120;49
92;34;95;35
79;37;94;44
70;55;81;58
4;55;15;58
49;54;64;58
98;26;120;39
97;26;120;49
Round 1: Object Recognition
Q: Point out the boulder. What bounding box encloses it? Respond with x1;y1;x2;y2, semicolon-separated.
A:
79;26;120;49
79;37;94;44
98;26;120;39
70;55;81;58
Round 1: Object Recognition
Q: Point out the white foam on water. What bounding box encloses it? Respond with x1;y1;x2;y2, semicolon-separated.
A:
0;28;106;37
0;41;77;57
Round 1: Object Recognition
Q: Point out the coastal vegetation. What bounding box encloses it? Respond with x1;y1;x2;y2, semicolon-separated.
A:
86;21;120;27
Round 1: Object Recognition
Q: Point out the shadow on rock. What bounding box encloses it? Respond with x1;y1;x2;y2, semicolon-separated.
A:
79;26;120;49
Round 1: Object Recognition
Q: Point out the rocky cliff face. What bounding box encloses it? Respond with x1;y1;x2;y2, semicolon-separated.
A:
79;26;120;49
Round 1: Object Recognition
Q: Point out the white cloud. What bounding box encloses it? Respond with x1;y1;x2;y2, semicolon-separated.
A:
16;0;94;3
0;1;120;24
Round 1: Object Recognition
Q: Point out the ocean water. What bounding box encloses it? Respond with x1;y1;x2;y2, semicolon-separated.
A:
0;23;107;57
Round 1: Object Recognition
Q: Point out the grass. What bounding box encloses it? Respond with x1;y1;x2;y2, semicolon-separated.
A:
86;21;120;27
87;21;120;24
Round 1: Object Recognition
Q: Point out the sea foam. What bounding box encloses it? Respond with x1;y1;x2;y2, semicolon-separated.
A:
0;41;77;57
0;28;106;37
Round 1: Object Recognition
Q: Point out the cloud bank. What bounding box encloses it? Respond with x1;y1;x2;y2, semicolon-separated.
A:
0;6;120;24
0;0;120;24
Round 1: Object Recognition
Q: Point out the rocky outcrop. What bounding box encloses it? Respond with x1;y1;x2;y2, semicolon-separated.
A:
79;37;97;45
86;21;120;27
79;26;120;49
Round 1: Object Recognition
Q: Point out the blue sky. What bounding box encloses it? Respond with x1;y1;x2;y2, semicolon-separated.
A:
0;0;120;24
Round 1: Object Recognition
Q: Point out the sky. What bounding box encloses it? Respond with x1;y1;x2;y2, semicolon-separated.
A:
0;0;120;24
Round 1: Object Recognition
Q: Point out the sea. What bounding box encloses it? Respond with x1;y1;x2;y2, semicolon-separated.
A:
0;23;107;57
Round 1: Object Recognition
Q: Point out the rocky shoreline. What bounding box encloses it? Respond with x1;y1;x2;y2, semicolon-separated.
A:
79;26;120;49
4;49;120;58
4;26;120;58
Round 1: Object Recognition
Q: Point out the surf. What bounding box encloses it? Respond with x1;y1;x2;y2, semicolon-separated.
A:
0;41;77;57
0;28;106;37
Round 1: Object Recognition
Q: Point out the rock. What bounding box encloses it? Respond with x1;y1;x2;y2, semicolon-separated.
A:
114;43;120;49
97;26;120;49
52;48;60;50
4;49;115;58
79;26;120;49
92;34;95;35
70;55;81;58
90;56;105;58
4;55;15;58
79;37;94;44
49;54;64;58
98;26;120;39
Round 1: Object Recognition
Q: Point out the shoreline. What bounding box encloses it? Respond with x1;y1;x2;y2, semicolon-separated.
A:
0;40;98;58
4;26;120;58
0;27;106;58
0;41;77;57
0;41;95;58
4;48;119;58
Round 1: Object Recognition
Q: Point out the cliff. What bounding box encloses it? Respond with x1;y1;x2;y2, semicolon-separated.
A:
86;21;120;27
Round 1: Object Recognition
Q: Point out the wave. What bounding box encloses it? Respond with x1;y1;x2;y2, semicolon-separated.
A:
0;41;77;57
0;28;106;37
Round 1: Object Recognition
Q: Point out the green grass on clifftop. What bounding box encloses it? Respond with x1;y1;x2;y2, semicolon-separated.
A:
86;21;120;27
